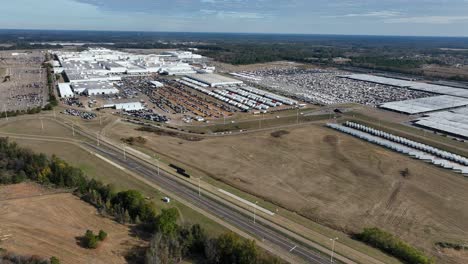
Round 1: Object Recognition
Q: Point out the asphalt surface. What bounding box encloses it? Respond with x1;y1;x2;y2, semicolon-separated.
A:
82;140;335;264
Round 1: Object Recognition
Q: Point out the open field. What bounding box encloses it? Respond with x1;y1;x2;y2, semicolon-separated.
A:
0;183;141;264
0;125;227;239
105;120;468;264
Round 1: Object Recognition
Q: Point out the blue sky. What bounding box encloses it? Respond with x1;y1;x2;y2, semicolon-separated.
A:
2;0;468;36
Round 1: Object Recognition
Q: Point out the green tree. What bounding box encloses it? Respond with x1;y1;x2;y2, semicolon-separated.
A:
50;256;60;264
98;230;107;241
83;230;98;249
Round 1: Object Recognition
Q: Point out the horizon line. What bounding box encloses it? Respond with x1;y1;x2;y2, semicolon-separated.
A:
1;28;468;38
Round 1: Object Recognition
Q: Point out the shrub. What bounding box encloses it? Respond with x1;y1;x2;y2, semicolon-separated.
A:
98;230;107;241
355;227;433;264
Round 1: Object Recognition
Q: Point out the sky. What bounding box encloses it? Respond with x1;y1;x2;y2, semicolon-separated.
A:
2;0;468;36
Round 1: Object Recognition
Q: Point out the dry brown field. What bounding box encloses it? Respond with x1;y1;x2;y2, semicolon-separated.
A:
0;183;142;264
105;120;468;263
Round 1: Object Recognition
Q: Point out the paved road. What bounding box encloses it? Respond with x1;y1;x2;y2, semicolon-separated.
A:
83;140;334;264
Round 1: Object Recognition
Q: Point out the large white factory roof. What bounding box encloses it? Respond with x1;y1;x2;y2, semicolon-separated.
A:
185;73;243;87
415;108;468;138
58;83;74;98
380;95;468;114
344;74;468;98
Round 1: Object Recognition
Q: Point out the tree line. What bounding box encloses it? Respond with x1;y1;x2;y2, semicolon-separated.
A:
355;227;433;264
0;137;282;263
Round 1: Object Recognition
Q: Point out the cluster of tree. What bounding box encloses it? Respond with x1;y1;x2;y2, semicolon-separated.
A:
0;249;60;264
355;227;433;264
197;43;342;65
146;225;282;264
435;241;467;251
0;138;280;263
0;107;43;120
349;56;424;70
43;62;58;110
121;136;147;145
83;230;107;249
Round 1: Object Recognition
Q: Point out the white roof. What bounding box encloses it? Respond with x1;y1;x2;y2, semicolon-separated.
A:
415;107;468;138
380;95;468;114
115;102;144;111
58;83;74;97
150;81;164;87
344;74;468;98
185;73;243;87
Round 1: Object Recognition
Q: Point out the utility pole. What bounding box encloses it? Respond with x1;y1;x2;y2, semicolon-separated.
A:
3;105;8;121
40;118;44;131
197;177;202;197
123;144;126;160
72;123;75;136
53;108;56;119
253;201;258;224
330;237;338;263
296;108;299;124
96;132;100;146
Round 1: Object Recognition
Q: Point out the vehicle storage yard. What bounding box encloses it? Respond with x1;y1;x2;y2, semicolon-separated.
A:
0;51;48;111
231;67;433;105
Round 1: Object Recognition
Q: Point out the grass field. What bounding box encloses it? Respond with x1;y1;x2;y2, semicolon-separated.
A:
105;120;468;264
0;183;141;264
9;138;226;238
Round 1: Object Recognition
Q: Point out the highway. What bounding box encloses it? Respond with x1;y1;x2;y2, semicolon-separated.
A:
82;139;334;264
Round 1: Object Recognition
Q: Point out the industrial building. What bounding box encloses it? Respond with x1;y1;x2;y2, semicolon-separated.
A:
71;81;119;96
150;81;164;88
379;95;468;114
415;108;468;139
103;102;144;111
185;73;244;87
58;83;74;98
344;74;468;98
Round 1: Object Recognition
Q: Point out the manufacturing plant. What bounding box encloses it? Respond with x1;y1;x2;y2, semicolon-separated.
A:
328;122;468;176
52;47;302;124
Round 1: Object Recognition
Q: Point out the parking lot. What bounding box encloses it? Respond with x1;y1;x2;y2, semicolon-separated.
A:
0;51;48;111
233;66;433;106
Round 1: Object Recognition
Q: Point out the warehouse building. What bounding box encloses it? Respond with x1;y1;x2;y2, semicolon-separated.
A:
71;81;119;96
58;83;74;98
185;73;243;87
103;102;144;111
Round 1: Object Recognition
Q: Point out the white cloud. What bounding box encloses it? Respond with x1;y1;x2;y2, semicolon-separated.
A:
385;16;468;24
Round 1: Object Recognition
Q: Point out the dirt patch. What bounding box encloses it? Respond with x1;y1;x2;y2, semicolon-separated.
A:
270;130;290;138
323;135;338;145
137;126;203;141
0;183;143;264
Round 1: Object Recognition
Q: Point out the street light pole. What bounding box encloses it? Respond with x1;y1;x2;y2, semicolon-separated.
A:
197;177;202;197
330;237;338;263
253;201;258;224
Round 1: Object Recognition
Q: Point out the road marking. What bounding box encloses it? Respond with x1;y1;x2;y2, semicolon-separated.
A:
218;189;275;216
289;245;297;252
